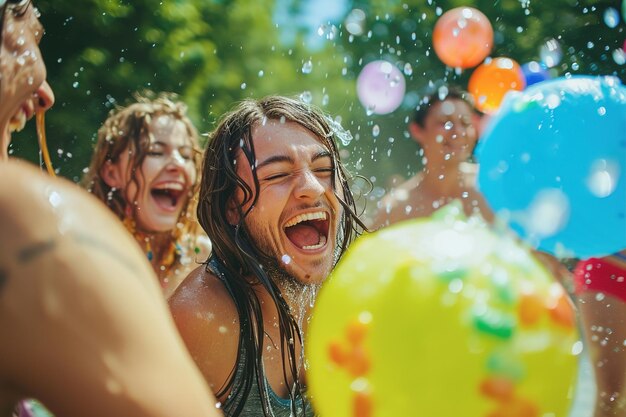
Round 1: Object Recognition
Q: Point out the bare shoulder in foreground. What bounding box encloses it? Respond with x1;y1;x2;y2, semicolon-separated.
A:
0;160;220;417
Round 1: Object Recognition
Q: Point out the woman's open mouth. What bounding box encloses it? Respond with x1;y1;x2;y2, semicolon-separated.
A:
150;182;185;212
284;211;330;251
8;108;28;133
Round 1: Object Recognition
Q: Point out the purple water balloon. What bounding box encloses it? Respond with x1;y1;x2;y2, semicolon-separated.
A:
356;60;406;115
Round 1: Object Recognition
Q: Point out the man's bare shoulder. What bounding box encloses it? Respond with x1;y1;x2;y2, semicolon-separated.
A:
170;264;234;314
169;263;239;396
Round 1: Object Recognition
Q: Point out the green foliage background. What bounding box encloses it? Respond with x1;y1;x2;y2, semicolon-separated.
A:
11;0;625;210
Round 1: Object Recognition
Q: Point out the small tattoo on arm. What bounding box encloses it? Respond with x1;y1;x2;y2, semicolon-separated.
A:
0;268;7;292
17;239;56;263
73;233;139;273
14;233;140;278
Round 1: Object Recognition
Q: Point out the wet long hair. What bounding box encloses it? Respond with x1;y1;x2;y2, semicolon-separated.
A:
199;96;366;416
82;92;203;253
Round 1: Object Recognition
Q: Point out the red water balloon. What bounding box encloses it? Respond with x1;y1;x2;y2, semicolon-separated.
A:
433;7;494;69
468;57;526;114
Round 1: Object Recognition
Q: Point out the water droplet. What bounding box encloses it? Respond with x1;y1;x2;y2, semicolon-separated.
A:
258;70;264;77
302;59;313;74
372;124;380;137
403;62;413;76
586;159;620;198
524;189;569;238
317;23;338;40
613;49;626;65
72;81;79;88
448;279;463;294
345;9;366;36
539;38;563;68
603;7;620;28
299;91;312;103
240;83;247;89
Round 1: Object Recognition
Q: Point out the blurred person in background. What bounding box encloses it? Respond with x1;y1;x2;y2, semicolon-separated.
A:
575;251;626;417
371;85;493;228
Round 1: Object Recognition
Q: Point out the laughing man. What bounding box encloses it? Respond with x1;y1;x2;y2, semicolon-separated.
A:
169;96;366;417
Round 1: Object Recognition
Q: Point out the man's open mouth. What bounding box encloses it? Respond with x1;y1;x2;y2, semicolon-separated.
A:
150;182;185;211
284;211;330;251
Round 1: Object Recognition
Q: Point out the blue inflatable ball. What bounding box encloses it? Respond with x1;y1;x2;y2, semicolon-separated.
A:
521;61;551;87
476;76;626;259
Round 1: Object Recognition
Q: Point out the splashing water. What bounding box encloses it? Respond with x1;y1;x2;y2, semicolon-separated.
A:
325;115;353;146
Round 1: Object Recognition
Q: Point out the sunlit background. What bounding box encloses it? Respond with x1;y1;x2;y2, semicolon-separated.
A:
12;0;625;219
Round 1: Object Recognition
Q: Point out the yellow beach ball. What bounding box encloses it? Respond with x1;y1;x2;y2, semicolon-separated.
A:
307;204;580;417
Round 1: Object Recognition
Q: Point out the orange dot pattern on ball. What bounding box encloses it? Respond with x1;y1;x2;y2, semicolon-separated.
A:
468;57;526;114
327;319;373;417
433;7;494;69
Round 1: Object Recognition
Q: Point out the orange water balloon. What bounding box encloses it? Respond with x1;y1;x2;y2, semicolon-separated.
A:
468;57;526;114
433;7;493;69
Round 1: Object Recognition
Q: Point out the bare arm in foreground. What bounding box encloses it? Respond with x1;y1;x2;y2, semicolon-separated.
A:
0;160;221;417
